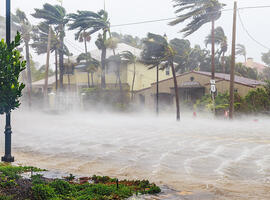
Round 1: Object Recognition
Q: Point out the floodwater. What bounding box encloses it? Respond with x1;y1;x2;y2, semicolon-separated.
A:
0;111;270;199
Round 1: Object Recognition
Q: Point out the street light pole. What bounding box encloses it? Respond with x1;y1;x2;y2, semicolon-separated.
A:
229;1;237;119
2;0;14;163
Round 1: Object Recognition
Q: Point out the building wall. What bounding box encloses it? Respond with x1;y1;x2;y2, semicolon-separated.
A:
63;61;172;92
127;62;172;92
135;72;262;107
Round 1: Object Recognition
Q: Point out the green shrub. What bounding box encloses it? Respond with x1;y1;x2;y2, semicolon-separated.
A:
32;184;56;200
49;179;73;195
31;174;45;185
0;195;13;200
147;185;161;194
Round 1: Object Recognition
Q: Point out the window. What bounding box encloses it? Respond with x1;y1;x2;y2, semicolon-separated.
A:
166;67;170;76
190;77;194;81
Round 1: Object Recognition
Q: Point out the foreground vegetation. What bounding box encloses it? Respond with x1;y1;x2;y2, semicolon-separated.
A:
195;82;270;114
0;163;160;200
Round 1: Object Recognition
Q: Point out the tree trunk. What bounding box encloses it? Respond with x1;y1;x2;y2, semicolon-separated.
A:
87;72;90;88
55;50;58;91
156;65;159;115
59;24;65;90
131;62;136;100
25;41;32;108
171;60;180;121
222;51;225;73
91;72;94;87
44;27;52;98
84;31;88;54
211;19;216;114
101;47;106;88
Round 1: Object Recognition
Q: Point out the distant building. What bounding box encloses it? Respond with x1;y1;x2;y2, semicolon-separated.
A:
62;43;173;93
134;71;265;109
243;58;266;74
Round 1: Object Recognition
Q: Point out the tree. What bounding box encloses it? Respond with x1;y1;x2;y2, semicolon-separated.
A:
13;9;32;91
142;33;180;121
0;33;26;162
120;51;137;100
205;26;228;73
262;50;270;67
77;53;100;87
111;32;143;49
32;22;69;91
32;3;69;90
236;44;247;62
170;0;224;110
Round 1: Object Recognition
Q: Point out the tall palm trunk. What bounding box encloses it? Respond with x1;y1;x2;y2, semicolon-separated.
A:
156;65;159;115
25;41;32;108
101;47;106;88
59;24;65;90
84;31;88;53
171;59;180;121
131;62;136;100
44;27;52;98
91;72;94;87
87;72;90;88
221;51;225;73
101;30;107;89
55;50;58;91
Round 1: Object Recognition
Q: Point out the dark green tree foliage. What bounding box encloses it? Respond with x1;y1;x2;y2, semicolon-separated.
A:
0;33;26;114
262;50;270;67
169;0;224;37
111;32;143;49
32;3;69;89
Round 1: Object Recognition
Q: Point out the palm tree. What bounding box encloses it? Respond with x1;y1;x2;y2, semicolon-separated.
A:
236;44;247;62
32;22;69;91
78;31;91;53
205;26;228;73
120;51;137;100
142;33;180;121
68;10;112;88
77;53;100;88
169;0;224;80
12;9;33;107
32;3;69;90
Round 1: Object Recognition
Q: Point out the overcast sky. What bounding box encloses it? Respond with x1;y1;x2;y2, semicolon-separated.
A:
0;0;270;67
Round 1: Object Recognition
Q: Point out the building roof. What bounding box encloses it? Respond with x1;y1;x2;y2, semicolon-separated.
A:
89;43;142;61
243;58;266;73
195;71;264;87
32;76;56;87
151;71;265;88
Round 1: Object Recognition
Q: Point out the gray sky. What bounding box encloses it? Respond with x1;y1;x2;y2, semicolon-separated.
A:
0;0;270;67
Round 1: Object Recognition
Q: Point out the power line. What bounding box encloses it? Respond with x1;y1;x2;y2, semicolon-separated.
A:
237;10;270;51
111;5;270;28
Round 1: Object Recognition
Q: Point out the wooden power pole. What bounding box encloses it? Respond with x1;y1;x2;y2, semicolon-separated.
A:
229;1;237;119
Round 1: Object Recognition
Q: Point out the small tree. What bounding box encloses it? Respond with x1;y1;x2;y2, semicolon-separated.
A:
0;32;26;162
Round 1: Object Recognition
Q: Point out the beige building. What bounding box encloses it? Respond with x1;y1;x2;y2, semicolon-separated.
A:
244;58;266;74
62;43;173;93
134;71;265;109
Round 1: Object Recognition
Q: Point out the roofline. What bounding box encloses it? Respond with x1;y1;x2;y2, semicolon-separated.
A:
134;86;151;93
151;70;263;88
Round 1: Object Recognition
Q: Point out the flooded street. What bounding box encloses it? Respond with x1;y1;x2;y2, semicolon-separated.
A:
1;111;270;199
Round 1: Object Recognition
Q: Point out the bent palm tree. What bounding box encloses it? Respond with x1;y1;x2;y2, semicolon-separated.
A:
205;26;228;73
120;51;137;100
236;44;247;62
68;10;111;88
170;0;224;78
142;33;180;121
77;53;100;87
32;3;69;90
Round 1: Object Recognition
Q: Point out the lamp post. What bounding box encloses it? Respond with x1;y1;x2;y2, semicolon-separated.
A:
2;0;14;163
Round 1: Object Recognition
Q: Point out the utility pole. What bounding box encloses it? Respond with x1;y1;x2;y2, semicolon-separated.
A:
2;0;14;163
211;19;216;115
229;1;237;119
